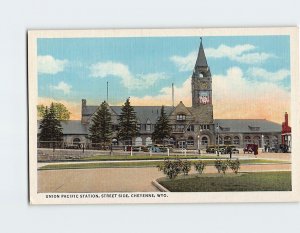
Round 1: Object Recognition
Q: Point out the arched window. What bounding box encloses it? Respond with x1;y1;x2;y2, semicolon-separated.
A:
272;136;278;145
253;136;261;146
224;136;232;145
145;137;152;146
199;73;204;78
244;136;251;144
201;136;208;145
135;137;142;146
187;136;194;146
233;136;240;145
112;138;118;145
146;119;151;132
263;136;270;145
73;138;81;144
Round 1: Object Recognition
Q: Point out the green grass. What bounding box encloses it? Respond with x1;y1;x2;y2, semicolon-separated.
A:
158;171;292;192
39;161;163;170
38;159;289;171
79;154;220;161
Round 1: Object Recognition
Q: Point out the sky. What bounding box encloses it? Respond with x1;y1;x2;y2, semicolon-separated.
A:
37;35;291;123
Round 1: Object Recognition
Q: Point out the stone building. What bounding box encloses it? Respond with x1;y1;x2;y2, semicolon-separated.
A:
38;39;282;149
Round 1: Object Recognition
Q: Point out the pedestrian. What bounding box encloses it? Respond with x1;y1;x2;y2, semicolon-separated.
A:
229;147;232;159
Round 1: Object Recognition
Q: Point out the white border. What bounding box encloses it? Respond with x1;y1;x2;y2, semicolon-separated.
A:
28;27;299;204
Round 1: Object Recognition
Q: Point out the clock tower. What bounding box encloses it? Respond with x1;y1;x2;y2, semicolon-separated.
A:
191;38;214;123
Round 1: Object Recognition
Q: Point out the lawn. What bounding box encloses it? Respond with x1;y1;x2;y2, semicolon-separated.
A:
79;154;220;161
38;159;288;170
158;171;292;192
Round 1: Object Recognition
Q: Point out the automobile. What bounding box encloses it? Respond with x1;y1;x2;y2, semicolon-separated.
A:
206;146;216;153
243;144;258;154
64;144;80;149
269;144;289;153
225;145;239;154
124;146;141;152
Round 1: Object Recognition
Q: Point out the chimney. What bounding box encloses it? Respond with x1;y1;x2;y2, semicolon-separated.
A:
285;112;288;125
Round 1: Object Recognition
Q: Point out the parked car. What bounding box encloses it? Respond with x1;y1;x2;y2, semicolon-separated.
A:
269;144;289;153
243;144;258;154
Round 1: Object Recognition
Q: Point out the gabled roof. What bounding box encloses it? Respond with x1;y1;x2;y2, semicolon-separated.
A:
214;119;281;133
37;120;88;135
195;39;208;67
83;105;174;124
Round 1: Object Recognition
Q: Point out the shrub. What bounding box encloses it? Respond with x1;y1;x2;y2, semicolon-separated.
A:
194;161;206;175
228;159;240;174
161;158;183;179
221;160;228;174
182;160;192;175
214;159;222;173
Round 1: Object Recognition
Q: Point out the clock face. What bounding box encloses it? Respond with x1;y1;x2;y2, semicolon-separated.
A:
200;82;208;89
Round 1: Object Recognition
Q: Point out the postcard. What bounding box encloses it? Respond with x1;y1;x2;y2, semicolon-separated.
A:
28;27;299;204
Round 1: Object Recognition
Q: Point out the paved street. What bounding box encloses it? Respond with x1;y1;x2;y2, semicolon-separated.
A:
38;162;291;193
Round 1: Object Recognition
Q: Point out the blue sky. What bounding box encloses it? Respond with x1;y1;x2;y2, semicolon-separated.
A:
37;35;291;122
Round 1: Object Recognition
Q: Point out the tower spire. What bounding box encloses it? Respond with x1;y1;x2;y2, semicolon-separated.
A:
195;37;208;67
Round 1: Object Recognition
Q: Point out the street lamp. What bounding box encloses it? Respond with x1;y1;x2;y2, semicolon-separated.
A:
216;123;220;156
261;134;264;152
197;135;200;154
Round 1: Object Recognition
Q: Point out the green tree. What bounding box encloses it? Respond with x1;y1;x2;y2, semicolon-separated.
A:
117;98;138;145
152;105;171;144
39;103;63;143
88;101;112;145
37;102;71;120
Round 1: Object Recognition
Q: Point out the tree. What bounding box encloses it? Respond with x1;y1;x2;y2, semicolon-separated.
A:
37;102;71;120
88;101;112;145
117;98;138;145
152;105;171;144
39;103;63;144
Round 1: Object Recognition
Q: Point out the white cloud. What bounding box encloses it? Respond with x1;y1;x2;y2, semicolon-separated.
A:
130;67;290;123
170;51;197;72
38;55;68;74
170;44;275;71
248;67;290;81
90;61;167;89
50;81;72;94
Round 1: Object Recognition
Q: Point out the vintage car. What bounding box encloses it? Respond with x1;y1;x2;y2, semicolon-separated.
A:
243;144;258;154
269;144;289;153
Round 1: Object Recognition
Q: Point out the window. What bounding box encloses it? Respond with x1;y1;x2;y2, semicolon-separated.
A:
176;125;185;132
233;136;240;145
224;136;232;145
146;119;151;132
73;138;81;144
200;124;209;130
201;136;208;145
263;136;270;145
186;125;194;132
145;137;152;146
176;114;186;121
187;136;194;146
244;136;251;144
135;137;142;146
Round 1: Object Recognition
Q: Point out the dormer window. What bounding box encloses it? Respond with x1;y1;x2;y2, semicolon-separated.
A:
146;119;151;132
249;126;260;131
176;114;186;121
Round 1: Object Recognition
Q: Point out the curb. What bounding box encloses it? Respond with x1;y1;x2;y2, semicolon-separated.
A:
152;179;170;192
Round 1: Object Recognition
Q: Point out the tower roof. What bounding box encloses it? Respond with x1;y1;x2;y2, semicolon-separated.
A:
195;38;208;67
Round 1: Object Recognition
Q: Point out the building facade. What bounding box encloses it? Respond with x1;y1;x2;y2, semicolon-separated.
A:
38;40;282;149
